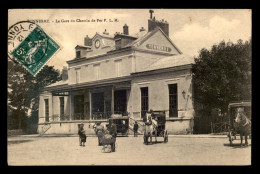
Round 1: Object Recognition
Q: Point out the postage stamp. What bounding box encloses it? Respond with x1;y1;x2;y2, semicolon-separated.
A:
8;21;60;76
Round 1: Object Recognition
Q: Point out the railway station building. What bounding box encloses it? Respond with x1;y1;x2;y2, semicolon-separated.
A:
38;11;195;135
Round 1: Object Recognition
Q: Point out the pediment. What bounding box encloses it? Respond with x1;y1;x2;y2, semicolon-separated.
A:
136;28;182;55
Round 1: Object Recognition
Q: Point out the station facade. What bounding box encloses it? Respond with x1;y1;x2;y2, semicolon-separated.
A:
38;11;195;135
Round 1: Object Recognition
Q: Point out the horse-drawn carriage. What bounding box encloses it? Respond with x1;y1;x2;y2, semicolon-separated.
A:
143;110;168;145
108;116;129;136
227;101;251;146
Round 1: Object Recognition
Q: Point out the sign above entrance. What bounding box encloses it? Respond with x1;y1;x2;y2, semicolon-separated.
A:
52;91;69;96
146;44;171;52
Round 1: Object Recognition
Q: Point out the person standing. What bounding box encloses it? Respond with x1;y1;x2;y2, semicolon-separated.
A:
96;122;104;146
109;122;117;138
78;123;87;146
110;122;117;152
133;121;139;137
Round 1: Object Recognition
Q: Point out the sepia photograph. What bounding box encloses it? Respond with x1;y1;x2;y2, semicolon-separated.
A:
7;9;251;166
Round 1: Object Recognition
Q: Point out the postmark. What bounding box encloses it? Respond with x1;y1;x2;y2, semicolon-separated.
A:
8;21;60;76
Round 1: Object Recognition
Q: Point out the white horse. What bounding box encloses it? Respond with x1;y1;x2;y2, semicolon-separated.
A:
144;113;158;144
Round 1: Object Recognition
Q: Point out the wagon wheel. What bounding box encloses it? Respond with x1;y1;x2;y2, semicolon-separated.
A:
164;130;168;143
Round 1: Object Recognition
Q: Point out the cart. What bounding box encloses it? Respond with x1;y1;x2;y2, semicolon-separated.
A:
108;116;129;136
143;111;168;144
100;133;116;153
227;101;251;145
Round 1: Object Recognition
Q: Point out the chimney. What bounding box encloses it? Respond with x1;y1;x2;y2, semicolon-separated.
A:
149;10;154;19
103;29;109;35
61;66;68;81
84;35;92;46
123;24;129;35
139;27;145;32
148;10;169;36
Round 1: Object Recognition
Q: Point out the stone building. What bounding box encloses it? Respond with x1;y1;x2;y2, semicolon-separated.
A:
38;10;195;135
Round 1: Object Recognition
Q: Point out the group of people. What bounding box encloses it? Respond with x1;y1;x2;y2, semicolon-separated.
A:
94;122;117;145
78;116;144;147
78;121;118;147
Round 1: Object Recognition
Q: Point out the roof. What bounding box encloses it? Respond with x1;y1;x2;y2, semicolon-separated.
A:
75;45;91;49
124;32;150;48
139;54;194;73
46;80;68;88
105;30;149;52
109;27;182;54
93;32;115;40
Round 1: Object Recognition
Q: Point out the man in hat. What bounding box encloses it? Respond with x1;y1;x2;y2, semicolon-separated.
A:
133;121;139;137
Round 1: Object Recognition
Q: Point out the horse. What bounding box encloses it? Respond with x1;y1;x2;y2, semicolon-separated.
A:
234;108;251;146
89;122;105;146
144;115;158;145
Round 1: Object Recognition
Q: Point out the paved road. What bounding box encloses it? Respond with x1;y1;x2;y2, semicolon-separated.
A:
7;135;251;166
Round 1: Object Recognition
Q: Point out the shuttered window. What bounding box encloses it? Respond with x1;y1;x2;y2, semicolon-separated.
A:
169;84;178;117
44;99;49;122
141;87;149;119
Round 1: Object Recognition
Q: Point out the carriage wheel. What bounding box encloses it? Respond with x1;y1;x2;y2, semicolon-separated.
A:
164;131;168;143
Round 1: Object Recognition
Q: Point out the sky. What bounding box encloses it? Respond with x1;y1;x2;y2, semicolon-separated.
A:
8;9;251;70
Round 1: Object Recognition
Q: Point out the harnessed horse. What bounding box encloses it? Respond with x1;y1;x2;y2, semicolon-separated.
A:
234;108;251;146
144;114;158;144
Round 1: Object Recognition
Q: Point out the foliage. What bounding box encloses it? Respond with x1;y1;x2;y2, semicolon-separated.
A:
192;39;251;115
8;59;61;130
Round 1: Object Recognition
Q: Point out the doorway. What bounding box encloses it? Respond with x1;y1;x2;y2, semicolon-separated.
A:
92;92;104;113
114;90;127;115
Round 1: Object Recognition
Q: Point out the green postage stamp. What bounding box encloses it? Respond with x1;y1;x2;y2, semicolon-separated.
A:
8;21;60;76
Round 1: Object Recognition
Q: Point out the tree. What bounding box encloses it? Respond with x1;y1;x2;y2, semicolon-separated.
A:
8;59;30;129
192;39;251;115
8;59;61;131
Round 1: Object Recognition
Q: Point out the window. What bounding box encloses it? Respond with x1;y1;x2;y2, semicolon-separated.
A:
74;95;84;120
91;92;104;120
44;99;49;122
60;97;64;120
169;84;178;117
76;51;81;58
92;93;104;113
114;90;127;114
94;64;100;80
141;87;149;119
76;69;80;83
115;59;122;77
